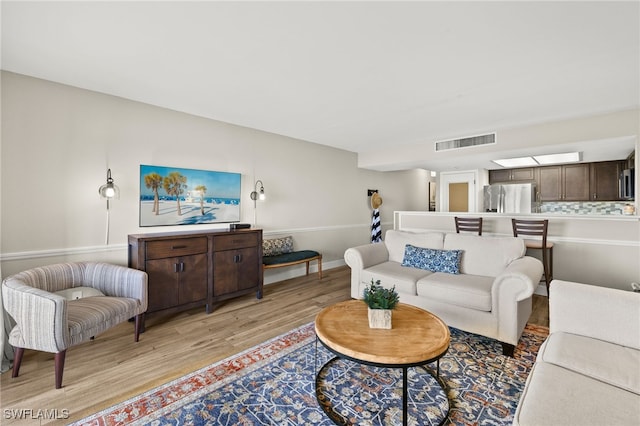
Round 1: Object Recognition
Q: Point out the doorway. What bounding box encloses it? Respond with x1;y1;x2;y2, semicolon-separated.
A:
439;171;477;212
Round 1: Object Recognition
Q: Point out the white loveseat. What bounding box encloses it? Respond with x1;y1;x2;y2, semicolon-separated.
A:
513;280;640;425
344;230;543;355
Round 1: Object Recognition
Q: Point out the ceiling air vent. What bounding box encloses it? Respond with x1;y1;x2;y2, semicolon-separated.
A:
435;133;496;152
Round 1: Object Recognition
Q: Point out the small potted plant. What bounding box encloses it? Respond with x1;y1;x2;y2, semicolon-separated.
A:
363;279;399;329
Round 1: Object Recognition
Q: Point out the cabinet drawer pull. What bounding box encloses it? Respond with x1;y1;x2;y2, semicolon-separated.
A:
234;254;243;263
172;245;187;250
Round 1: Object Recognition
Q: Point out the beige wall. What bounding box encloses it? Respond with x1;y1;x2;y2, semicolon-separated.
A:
0;72;428;280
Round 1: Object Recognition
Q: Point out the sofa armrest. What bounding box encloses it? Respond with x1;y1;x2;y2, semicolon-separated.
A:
344;243;390;299
492;256;543;345
550;280;640;349
493;256;543;301
2;280;69;353
345;243;390;270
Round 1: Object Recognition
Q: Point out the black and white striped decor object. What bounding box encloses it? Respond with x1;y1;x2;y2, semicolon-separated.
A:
371;208;382;243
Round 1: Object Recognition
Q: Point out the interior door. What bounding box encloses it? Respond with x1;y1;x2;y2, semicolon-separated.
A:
440;171;477;212
448;183;469;212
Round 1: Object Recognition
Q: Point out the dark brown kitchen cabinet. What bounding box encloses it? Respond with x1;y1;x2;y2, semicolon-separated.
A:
563;164;590;200
538;166;562;201
128;229;263;327
590;161;626;201
538;164;590;201
489;167;535;184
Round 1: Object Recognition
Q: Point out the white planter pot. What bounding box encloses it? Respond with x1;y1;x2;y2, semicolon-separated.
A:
368;308;392;329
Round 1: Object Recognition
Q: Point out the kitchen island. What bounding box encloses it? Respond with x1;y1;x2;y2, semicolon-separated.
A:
393;211;639;293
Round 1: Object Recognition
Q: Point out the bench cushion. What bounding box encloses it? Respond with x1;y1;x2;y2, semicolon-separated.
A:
263;250;320;265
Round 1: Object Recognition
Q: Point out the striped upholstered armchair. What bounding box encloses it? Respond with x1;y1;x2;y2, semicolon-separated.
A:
1;262;147;389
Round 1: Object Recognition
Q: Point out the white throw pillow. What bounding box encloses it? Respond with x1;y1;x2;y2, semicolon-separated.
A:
55;286;105;300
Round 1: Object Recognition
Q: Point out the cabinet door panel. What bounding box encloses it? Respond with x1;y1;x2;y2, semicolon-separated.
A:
511;167;535;181
563;164;590;200
213;248;259;296
213;251;239;296
538;166;562;201
590;161;622;201
236;248;259;292
145;258;179;312
179;253;208;304
489;169;511;184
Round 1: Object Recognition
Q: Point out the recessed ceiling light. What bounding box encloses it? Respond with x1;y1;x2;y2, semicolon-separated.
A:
492;157;539;168
533;152;582;165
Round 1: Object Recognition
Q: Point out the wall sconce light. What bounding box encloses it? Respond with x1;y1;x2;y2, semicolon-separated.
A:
98;169;120;202
98;169;119;244
250;180;265;206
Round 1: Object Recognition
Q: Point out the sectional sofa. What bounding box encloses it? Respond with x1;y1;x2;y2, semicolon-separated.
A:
344;230;543;355
513;280;640;425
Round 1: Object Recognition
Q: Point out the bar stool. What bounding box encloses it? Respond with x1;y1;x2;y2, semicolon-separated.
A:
512;219;554;295
454;217;483;235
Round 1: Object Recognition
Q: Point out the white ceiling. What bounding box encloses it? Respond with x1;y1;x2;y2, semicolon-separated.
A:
2;1;638;171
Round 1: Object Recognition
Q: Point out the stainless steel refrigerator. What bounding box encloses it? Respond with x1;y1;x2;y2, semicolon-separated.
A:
483;183;536;213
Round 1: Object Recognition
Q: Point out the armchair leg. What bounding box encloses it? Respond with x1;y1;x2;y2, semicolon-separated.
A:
55;350;66;389
11;347;24;378
134;313;144;342
501;342;515;357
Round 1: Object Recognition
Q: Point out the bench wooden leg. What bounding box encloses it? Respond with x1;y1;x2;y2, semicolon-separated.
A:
317;256;323;279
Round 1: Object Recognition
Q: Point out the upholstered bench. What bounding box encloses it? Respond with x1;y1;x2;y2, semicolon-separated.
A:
262;236;322;279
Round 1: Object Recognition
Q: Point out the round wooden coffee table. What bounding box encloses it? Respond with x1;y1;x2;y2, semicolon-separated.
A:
314;300;450;426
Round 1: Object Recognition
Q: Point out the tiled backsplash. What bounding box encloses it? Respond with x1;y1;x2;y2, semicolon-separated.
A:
540;201;636;215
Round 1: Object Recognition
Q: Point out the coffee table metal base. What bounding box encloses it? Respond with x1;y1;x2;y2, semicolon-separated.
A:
314;352;449;426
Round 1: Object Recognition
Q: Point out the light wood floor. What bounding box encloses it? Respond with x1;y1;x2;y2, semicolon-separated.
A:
0;266;548;425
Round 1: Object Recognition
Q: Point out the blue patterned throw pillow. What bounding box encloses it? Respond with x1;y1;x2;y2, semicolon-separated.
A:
401;244;463;274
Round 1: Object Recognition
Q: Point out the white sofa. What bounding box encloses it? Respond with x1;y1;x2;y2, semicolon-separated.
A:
513;280;640;425
344;230;544;355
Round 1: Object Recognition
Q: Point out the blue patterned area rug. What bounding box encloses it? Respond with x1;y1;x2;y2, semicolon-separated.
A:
74;322;548;426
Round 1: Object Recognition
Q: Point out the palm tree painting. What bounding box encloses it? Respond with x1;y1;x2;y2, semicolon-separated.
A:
144;172;163;215
139;165;241;227
194;184;207;215
163;171;187;216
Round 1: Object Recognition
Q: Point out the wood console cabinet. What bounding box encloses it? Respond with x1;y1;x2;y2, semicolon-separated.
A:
128;229;263;324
